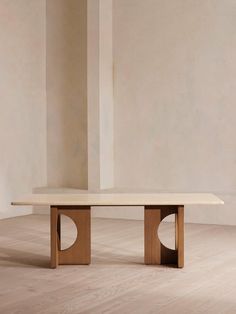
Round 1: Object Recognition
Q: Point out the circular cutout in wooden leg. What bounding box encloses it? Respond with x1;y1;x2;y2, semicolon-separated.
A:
60;214;78;250
157;214;175;250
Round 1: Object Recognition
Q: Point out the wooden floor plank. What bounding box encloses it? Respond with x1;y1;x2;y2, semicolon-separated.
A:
0;215;235;314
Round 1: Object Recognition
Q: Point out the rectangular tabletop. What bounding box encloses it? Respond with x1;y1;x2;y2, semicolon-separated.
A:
12;193;224;206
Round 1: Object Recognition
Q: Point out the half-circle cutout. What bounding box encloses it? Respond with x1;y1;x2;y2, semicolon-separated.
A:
157;214;175;250
60;214;78;251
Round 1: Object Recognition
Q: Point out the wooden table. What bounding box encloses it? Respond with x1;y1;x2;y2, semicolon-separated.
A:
12;193;223;269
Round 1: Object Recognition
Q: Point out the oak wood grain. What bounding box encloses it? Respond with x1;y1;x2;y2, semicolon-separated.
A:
58;207;91;265
50;206;59;268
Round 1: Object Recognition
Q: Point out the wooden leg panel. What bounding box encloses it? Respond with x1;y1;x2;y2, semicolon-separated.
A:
50;206;59;269
144;209;161;264
144;205;184;268
176;206;184;268
58;208;91;265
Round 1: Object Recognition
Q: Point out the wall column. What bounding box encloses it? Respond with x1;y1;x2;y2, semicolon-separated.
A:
87;0;114;190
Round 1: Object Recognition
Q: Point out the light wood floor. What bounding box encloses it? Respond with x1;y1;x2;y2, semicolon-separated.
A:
0;215;236;314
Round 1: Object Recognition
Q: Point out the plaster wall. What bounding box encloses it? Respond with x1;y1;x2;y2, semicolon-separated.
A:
0;0;47;219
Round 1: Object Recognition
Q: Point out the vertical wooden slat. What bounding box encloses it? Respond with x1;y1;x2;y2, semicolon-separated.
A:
175;213;178;250
144;207;161;264
57;214;61;251
50;206;58;269
177;206;184;268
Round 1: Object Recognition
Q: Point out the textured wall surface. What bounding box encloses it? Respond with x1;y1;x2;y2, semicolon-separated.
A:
46;0;88;188
0;0;47;219
112;0;236;224
2;0;235;225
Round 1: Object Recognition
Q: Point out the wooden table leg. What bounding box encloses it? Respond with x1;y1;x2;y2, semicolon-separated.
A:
50;206;91;267
144;205;184;268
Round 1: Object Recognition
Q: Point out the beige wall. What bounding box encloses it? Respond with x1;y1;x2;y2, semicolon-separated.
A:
46;0;88;188
0;0;47;219
111;0;236;224
2;0;235;225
